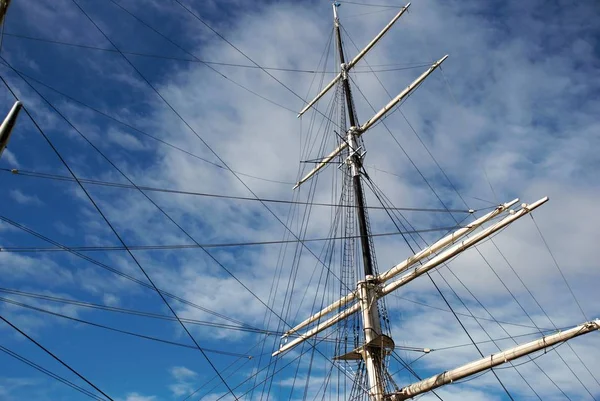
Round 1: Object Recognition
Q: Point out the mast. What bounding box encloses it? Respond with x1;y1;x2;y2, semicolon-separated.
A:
333;4;386;400
333;3;373;279
275;3;600;400
0;0;12;26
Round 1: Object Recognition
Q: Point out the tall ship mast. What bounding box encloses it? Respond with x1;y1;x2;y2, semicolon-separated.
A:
0;1;597;400
274;3;599;401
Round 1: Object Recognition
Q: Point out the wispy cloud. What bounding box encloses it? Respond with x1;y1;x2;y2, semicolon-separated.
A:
169;366;197;396
9;189;42;205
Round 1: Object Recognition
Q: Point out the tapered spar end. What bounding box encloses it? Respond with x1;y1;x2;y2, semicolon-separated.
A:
523;196;549;211
0;100;23;158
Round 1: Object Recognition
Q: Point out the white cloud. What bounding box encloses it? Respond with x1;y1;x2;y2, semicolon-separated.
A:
2;149;19;166
170;365;197;380
169;366;197;396
9;189;42;206
102;293;119;306
121;393;156;401
106;127;148;151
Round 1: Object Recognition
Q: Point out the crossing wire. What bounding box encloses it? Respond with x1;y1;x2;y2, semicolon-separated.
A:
17;254;560;359
361;176;521;400
490;228;600;390
0;344;106;401
2;287;437;349
11;0;353;310
337;1;403;7
0;167;473;213
63;0;360;302
390;351;444;401
2;32;430;74
0;296;252;358
435;47;598;397
344;24;594;398
365;174;563;400
531;215;588;320
12;3;374;394
414;25;593;395
401;29;594;395
0;315;116;401
0;59;294;185
0;216;254;329
0;224;465;253
170;0;341;127
350;22;517;399
0;68;240;399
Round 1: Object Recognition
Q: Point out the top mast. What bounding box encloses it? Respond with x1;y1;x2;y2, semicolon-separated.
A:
333;4;386;401
333;2;374;278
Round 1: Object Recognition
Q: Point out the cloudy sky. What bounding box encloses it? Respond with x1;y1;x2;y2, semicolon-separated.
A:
0;0;598;400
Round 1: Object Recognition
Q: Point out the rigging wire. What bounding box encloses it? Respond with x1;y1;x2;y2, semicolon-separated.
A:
5;5;373;394
0;296;252;358
107;0;342;129
103;0;300;115
169;0;341;128
427;276;516;400
433;57;598;398
361;176;521;400
0;60;295;185
491;227;600;390
208;329;359;401
446;247;596;399
63;0;360;304
369;162;576;399
406;35;595;395
366;175;556;399
0;287;266;334
0;167;473;213
266;66;343;401
0;315;116;401
0;216;255;328
1;65;240;399
336;1;404;7
530;215;588;320
0;344;107;401
2;30;355;347
390;352;444;401
0;225;465;253
1;31;431;74
251;43;335;401
1;287;412;349
344;8;399;19
394;294;557;331
341;23;593;398
180;349;256;401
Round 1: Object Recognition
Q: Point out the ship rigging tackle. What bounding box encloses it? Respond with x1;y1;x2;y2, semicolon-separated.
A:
274;3;600;401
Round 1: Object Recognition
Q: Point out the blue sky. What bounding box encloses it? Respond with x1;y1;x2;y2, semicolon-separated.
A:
0;0;599;400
